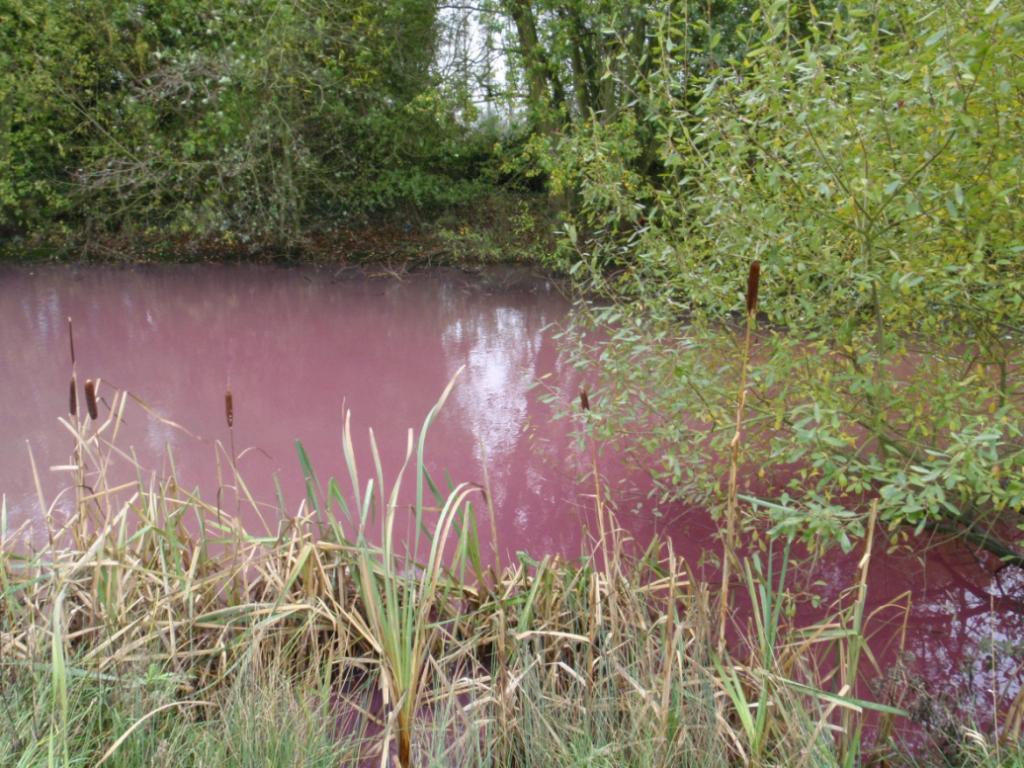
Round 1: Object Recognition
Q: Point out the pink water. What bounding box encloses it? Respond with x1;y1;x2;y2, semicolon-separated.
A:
1;263;1021;737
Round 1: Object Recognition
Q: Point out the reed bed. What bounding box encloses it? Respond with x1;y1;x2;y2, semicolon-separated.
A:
0;376;1015;767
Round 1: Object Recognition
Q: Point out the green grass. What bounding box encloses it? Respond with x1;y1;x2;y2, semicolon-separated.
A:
0;654;364;768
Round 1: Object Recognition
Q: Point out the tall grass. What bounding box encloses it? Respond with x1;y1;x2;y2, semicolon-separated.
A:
0;650;364;767
0;373;1016;766
342;368;485;767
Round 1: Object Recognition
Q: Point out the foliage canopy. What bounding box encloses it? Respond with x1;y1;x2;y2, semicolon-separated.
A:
0;0;491;241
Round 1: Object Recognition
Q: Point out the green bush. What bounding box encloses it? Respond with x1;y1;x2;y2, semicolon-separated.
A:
551;0;1024;557
0;0;494;242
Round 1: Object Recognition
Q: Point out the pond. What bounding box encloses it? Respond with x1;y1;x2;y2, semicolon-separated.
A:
1;262;1021;736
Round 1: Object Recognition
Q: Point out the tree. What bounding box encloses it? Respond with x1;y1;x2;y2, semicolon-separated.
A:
555;0;1024;560
1;0;488;242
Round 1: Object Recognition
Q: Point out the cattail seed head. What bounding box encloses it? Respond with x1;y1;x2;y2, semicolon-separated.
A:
69;376;78;417
225;390;234;428
746;260;761;315
67;317;76;366
579;387;590;412
84;379;99;420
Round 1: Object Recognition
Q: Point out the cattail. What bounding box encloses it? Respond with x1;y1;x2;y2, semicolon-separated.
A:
225;389;234;428
67;317;76;366
84;379;99;420
746;260;761;315
69;376;78;417
579;387;590;412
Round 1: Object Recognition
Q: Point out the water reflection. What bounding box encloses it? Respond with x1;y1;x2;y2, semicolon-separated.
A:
442;305;546;509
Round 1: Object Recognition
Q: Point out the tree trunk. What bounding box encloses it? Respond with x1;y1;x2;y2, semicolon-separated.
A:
505;0;563;133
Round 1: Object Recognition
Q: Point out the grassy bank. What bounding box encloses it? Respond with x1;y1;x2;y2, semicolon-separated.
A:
2;375;1020;768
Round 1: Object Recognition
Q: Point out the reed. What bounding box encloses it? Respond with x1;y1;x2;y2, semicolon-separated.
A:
3;375;1007;766
719;260;761;653
337;367;483;768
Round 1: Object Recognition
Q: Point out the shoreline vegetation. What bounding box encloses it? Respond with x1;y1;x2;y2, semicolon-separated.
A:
1;360;1019;767
0;192;557;271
